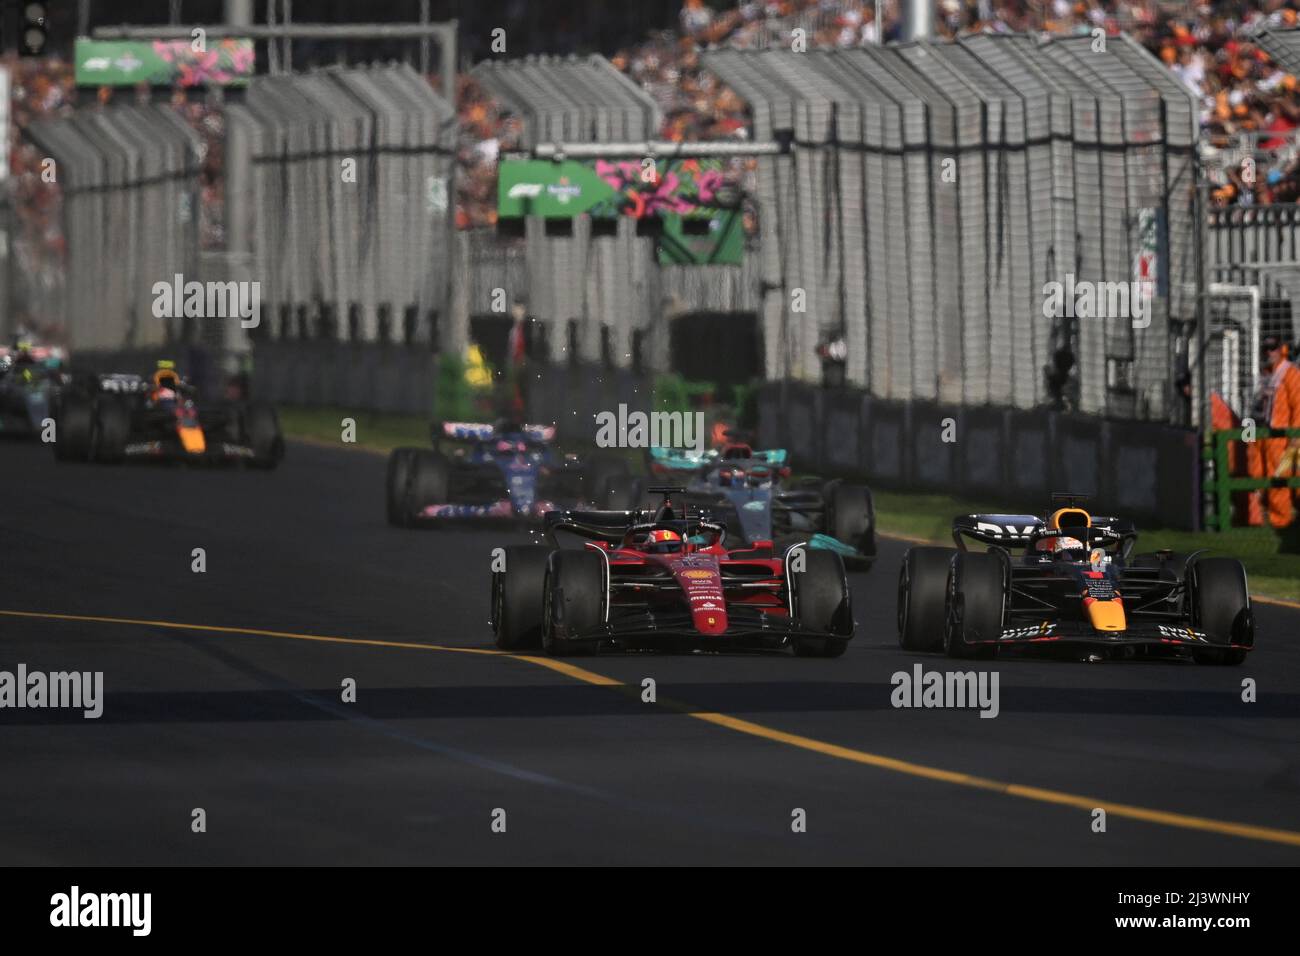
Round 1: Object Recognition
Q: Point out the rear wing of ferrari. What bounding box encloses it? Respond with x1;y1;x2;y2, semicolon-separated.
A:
544;509;640;546
543;507;724;547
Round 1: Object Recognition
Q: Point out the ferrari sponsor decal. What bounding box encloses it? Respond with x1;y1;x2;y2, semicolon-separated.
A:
682;570;713;580
1000;623;1056;640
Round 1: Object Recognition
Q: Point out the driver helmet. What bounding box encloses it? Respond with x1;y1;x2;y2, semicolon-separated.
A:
644;529;683;554
153;368;181;389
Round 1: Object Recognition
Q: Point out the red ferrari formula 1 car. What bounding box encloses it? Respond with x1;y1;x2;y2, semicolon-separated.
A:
490;488;855;657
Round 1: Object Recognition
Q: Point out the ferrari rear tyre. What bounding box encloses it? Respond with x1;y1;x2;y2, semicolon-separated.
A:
792;549;852;657
1190;557;1251;665
944;551;1004;660
898;547;954;653
492;545;551;650
542;550;605;656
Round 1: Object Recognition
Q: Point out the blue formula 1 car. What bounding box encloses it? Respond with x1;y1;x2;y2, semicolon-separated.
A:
605;440;877;570
385;420;630;527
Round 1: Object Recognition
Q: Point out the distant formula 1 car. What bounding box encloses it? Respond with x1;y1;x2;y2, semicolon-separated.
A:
53;362;283;468
606;439;876;569
386;420;629;527
897;494;1254;664
490;487;854;656
0;343;66;438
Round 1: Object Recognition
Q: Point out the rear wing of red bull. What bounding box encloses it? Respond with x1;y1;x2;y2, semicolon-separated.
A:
953;513;1137;553
953;515;1045;550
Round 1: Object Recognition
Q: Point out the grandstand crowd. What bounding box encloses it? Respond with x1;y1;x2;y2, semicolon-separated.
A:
9;1;1300;249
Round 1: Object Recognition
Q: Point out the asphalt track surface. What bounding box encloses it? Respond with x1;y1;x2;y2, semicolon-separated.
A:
2;437;1299;866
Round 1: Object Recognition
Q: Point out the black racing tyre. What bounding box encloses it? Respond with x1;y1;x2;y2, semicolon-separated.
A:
542;550;605;656
584;454;630;507
405;450;450;522
491;545;552;650
792;548;853;657
827;480;876;565
898;546;955;653
944;551;1004;660
243;403;284;469
604;474;646;512
92;398;130;464
54;396;93;461
385;447;419;526
1190;557;1251;666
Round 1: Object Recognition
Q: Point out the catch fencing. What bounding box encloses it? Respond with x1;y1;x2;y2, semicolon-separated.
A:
754;382;1202;530
23;103;201;350
702;34;1200;422
226;63;457;348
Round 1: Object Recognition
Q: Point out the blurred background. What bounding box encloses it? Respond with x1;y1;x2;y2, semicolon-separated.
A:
4;0;1300;534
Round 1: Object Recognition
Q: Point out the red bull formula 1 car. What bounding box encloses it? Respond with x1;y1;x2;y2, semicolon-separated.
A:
897;494;1254;664
490;487;854;656
53;362;283;468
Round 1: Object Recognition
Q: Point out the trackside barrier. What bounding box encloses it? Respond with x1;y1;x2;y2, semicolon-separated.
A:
703;34;1198;422
1204;427;1300;532
756;382;1201;530
253;341;438;415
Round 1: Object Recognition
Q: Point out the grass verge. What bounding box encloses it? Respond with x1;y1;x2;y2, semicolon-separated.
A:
277;405;429;455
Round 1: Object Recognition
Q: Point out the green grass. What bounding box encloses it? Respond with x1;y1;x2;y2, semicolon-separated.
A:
872;489;1300;603
276;405;1300;602
276;405;429;454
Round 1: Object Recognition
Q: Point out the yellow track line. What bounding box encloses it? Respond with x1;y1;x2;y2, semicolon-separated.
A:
5;607;1299;849
1252;593;1300;610
0;609;500;656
